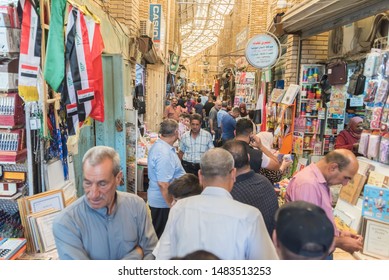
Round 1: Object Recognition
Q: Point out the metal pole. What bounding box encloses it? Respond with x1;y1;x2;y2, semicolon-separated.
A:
25;102;34;195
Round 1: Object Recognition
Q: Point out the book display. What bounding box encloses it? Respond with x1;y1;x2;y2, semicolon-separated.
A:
234;71;256;110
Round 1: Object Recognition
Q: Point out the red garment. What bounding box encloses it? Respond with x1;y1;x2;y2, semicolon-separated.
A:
334;117;363;151
334;130;358;151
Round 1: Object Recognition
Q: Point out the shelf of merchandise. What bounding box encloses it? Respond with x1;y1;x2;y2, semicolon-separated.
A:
294;64;326;160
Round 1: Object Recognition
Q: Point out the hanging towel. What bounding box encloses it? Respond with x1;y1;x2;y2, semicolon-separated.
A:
43;0;66;91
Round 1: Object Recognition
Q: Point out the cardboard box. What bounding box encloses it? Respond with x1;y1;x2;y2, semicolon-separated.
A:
0;57;18;91
0;12;11;27
0;27;20;53
367;171;389;188
0;6;19;28
362;184;389;223
0;181;17;196
0;148;27;163
339;173;367;205
0;92;25;127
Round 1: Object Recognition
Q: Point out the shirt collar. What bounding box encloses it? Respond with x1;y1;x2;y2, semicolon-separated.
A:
235;170;256;182
156;138;176;151
83;192;118;217
310;163;327;184
201;186;233;199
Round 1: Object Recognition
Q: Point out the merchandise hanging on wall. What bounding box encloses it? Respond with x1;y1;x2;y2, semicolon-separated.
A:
61;5;105;136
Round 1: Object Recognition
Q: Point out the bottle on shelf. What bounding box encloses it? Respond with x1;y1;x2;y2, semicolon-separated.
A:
328;135;335;151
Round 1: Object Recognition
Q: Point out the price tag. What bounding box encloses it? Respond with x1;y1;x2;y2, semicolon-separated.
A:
30;117;38;130
350;96;364;107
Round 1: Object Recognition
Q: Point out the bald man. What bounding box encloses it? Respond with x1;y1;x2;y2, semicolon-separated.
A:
286;149;363;256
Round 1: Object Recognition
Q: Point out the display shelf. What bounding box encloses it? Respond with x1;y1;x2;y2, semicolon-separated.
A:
294;64;326;159
300;98;322;101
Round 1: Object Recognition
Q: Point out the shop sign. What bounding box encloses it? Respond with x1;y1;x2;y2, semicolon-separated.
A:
236;27;248;50
350;96;364;107
245;33;280;69
149;4;161;43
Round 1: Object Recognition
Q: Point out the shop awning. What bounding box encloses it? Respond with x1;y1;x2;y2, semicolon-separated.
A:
282;0;389;38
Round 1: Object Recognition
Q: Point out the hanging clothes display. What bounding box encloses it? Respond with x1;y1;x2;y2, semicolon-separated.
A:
62;6;104;135
18;0;42;101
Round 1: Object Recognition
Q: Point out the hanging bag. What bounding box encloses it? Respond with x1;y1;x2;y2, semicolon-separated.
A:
327;61;347;85
347;64;366;96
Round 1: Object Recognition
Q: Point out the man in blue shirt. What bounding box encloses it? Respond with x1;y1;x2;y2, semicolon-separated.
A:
221;107;240;143
53;146;157;259
148;119;186;238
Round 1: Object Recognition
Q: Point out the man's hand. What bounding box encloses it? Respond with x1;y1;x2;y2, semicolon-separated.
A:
335;232;363;254
135;246;144;258
249;135;263;149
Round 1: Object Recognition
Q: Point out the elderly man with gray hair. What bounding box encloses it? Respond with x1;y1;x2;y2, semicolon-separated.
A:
147;119;186;238
53;146;158;259
154;148;278;260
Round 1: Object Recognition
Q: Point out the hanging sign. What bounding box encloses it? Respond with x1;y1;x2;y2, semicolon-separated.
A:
169;52;180;74
149;4;161;43
245;33;280;69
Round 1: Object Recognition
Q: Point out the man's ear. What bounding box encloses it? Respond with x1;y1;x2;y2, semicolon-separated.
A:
198;169;204;186
272;230;279;248
329;162;338;173
116;170;123;186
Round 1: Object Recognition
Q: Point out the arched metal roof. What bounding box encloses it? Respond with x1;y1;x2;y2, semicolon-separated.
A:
178;0;234;57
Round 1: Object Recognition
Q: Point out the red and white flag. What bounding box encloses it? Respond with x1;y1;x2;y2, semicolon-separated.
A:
62;6;104;135
18;0;41;101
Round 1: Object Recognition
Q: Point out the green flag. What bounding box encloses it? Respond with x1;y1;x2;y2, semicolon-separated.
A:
44;0;66;91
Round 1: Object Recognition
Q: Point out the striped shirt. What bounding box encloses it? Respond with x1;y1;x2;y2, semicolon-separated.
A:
179;129;214;163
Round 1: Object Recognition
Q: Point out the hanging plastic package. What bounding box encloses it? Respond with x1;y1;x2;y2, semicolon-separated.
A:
358;131;370;157
370;107;383;129
374;78;389;105
364;79;379;103
363;52;380;77
378;135;389;164
367;133;381;160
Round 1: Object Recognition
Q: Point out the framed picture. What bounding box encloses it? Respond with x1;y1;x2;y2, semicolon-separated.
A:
26;189;65;213
361;217;389;259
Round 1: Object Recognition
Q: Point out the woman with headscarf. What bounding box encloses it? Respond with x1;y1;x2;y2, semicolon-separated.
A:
239;103;248;118
256;131;293;184
334;116;364;153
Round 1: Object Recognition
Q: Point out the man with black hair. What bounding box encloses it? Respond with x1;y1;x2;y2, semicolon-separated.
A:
235;119;280;172
168;173;202;206
223;140;278;236
179;113;214;176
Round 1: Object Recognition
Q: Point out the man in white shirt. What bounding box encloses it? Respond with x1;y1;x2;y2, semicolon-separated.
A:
153;148;278;260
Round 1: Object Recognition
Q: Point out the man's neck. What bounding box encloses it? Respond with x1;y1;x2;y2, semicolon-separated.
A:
160;135;176;146
235;135;250;144
191;130;200;138
235;165;251;177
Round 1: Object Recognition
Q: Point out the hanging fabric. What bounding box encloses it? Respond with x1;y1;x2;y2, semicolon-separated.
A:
62;6;104;135
44;0;67;91
18;0;42;102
